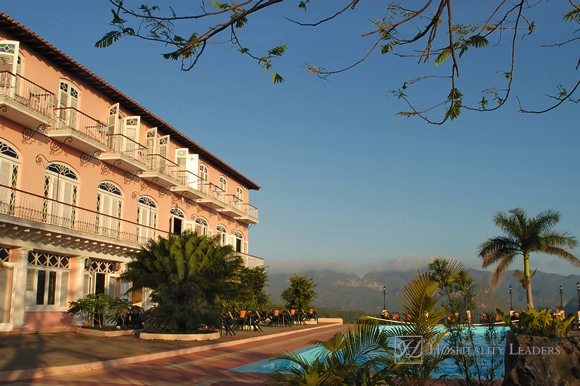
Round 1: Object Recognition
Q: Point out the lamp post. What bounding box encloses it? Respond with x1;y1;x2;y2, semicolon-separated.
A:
560;285;563;309
382;286;386;311
576;282;580;330
509;285;513;311
577;282;580;311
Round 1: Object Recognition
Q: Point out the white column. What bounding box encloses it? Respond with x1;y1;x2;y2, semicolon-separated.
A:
74;257;88;300
12;248;30;329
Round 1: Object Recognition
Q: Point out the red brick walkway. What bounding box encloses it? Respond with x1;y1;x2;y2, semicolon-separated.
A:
2;324;348;385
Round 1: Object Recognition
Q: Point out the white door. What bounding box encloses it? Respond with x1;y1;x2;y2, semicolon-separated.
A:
44;167;78;228
0;263;15;331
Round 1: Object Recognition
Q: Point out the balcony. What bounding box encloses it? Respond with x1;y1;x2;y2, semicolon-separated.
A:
140;154;181;188
100;133;147;173
217;195;258;224
196;183;227;210
0;184;168;255
238;253;264;268
171;170;208;200
0;71;55;128
46;107;108;154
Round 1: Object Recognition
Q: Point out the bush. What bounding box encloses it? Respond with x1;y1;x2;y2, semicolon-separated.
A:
497;308;575;338
68;293;123;328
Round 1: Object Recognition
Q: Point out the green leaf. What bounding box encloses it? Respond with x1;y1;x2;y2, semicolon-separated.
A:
110;9;126;25
95;31;123;48
268;45;287;57
435;47;451;66
210;1;228;10
272;72;285;84
396;111;418;117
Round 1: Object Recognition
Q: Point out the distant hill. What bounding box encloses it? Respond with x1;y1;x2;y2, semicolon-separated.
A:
265;268;580;316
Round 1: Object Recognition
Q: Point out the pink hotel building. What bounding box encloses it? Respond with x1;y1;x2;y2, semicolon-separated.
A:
0;13;262;333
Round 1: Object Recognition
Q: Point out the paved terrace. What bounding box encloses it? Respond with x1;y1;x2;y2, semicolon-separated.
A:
0;322;347;385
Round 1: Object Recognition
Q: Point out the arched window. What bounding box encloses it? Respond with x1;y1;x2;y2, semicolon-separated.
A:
234;231;244;253
216;225;227;246
195;217;208;236
137;196;157;243
96;182;122;237
0;140;19;212
43;162;78;227
170;206;185;235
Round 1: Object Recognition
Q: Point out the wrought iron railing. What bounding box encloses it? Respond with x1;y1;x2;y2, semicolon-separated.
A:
104;133;147;164
0;71;56;120
52;107;108;144
0;184;165;245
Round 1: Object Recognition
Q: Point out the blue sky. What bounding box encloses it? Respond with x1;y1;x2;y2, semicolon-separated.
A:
3;1;579;277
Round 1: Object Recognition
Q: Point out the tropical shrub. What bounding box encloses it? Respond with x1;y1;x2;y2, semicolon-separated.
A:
390;272;447;386
497;308;575;338
268;321;400;386
68;293;123;329
121;231;246;333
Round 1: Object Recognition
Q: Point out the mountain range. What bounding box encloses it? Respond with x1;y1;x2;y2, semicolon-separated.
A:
265;268;580;316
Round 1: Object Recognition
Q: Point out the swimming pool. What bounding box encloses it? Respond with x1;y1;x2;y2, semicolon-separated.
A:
229;325;507;380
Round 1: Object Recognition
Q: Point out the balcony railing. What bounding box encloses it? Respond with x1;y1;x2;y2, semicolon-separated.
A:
141;154;180;187
0;71;56;126
52;107;107;144
100;133;148;172
0;184;165;245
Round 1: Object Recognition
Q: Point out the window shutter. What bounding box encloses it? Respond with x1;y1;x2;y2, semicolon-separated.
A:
59;271;69;305
175;148;187;184
184;220;195;233
158;135;169;171
107;104;121;150
122;116;140;153
0;160;12;205
145;128;157;169
187;154;199;188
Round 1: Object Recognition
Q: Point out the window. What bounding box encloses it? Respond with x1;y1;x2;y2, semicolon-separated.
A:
170;206;185;235
96;182;122;237
57;80;79;129
137;196;157;243
199;164;208;193
43;163;78;228
234;186;243;209
84;258;119;296
0;40;20;74
0;140;19;213
216;225;227;246
195;217;208;236
219;176;227;192
26;251;69;307
234;231;244;253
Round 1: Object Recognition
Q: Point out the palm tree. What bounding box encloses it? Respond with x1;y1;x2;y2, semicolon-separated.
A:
268;322;399;385
121;231;245;332
478;208;579;309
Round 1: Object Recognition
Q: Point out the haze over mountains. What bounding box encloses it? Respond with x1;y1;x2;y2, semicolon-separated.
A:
266;268;580;316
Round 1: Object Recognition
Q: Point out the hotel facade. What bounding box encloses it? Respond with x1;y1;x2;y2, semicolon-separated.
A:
0;13;262;333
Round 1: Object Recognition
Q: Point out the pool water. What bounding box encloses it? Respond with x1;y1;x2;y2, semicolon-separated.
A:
229;325;507;380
